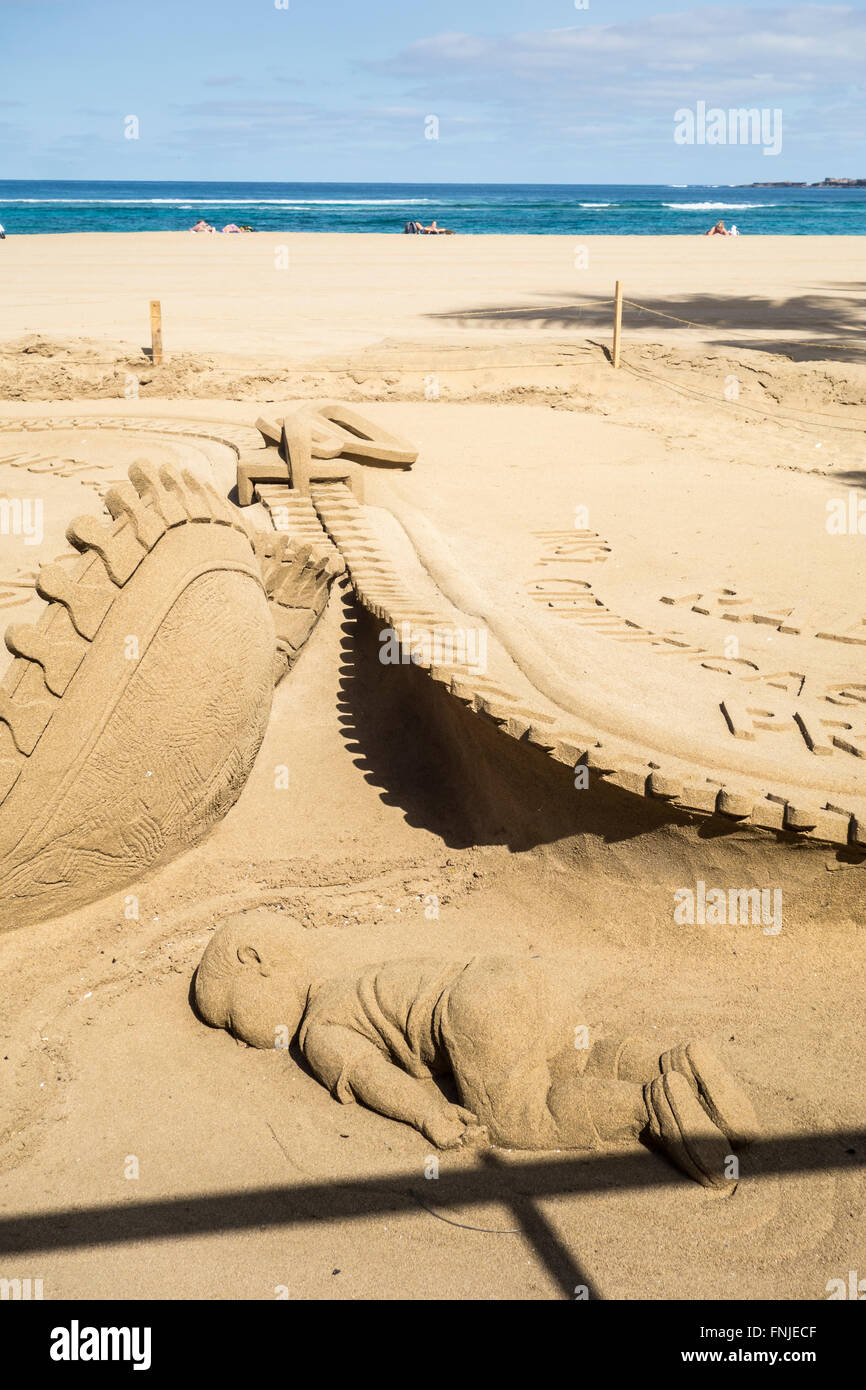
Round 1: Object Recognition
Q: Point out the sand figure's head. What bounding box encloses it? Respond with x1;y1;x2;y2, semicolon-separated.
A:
194;913;310;1050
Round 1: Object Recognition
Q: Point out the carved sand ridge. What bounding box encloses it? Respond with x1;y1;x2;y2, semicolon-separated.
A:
222;399;866;851
0;414;264;455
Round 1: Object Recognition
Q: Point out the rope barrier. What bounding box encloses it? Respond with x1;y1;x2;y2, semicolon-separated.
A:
613;283;866;431
620;357;866;436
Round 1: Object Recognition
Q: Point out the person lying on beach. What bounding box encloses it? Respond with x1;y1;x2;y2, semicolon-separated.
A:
705;220;730;236
190;219;216;234
404;219;455;235
194;915;758;1192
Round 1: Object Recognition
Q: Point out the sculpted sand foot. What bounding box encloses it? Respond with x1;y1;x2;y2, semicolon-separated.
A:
254;530;345;682
0;461;339;932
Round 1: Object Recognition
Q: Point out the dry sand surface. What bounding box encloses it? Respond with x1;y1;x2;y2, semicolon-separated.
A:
1;233;864;405
0;234;864;1301
2;232;865;360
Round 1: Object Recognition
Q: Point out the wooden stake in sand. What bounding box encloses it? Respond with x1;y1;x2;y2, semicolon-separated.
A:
150;300;163;366
612;280;623;369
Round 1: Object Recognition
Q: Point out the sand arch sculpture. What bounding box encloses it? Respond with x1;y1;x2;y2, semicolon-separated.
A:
0;459;340;933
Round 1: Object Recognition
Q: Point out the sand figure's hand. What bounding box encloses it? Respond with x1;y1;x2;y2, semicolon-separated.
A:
423;1104;487;1150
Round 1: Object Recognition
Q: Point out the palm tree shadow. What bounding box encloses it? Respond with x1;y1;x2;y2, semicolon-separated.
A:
429;286;866;365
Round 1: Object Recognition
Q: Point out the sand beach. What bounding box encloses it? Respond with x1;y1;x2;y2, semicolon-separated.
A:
0;228;864;1303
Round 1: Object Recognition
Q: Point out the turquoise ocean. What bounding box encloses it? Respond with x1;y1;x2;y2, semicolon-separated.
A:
0;182;864;237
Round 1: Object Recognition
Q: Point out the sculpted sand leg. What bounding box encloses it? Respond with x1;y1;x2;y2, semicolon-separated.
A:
0;461;340;931
0;404;414;932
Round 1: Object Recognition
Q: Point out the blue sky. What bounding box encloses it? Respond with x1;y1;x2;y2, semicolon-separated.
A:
1;0;864;182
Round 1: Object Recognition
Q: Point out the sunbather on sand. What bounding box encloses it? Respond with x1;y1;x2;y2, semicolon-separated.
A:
705;220;730;237
404;219;455;235
195;915;758;1193
190;219;216;234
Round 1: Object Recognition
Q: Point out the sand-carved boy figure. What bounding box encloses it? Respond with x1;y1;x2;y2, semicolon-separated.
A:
195;916;758;1193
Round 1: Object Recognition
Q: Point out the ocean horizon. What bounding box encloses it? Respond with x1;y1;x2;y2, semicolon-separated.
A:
1;180;864;236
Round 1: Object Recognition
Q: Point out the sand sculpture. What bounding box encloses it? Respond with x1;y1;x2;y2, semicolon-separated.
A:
1;397;863;938
250;420;866;853
0;461;340;932
2;399;861;1214
1;397;866;939
0;404;418;931
236;400;418;505
195;914;759;1192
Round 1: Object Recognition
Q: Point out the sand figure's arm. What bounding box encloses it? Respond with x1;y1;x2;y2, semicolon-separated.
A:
302;1022;485;1149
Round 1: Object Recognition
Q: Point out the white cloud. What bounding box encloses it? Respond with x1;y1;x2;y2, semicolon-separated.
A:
370;6;866;95
356;5;865;164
